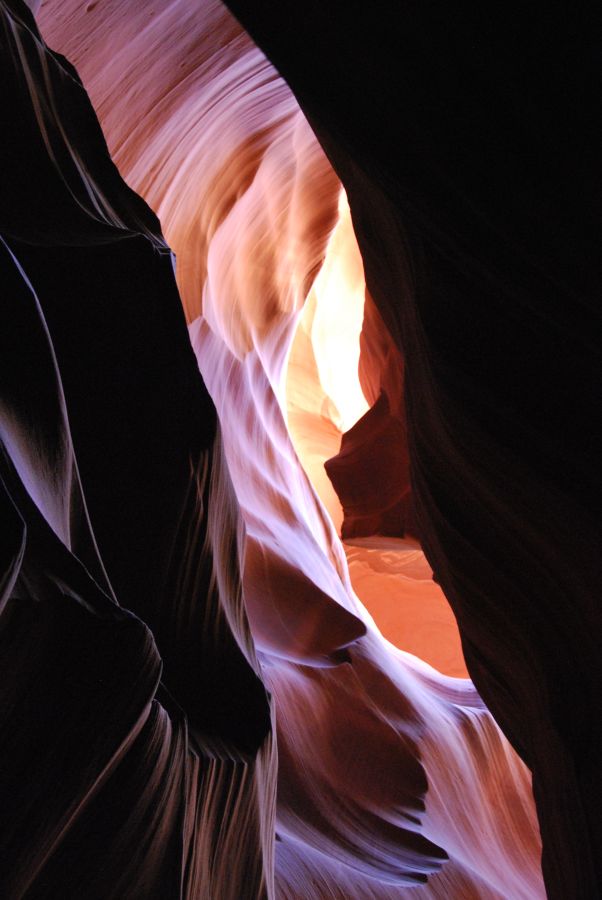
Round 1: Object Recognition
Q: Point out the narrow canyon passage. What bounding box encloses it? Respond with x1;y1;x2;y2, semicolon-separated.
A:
285;186;468;679
3;0;596;897
34;2;542;896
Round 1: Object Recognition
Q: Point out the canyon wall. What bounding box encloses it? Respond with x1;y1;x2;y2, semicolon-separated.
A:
1;0;590;896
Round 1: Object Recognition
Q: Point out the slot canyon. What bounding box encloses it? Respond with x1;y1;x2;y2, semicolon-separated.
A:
0;1;599;898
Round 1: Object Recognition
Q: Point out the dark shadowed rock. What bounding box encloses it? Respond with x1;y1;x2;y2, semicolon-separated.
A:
224;3;602;897
1;2;273;895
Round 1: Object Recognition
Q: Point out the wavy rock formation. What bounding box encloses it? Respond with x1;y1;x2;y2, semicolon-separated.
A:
0;0;579;896
1;3;273;897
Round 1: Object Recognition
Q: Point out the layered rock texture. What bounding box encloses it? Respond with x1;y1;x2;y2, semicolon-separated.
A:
1;0;597;897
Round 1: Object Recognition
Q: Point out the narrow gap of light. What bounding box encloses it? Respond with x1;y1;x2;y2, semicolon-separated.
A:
309;188;369;434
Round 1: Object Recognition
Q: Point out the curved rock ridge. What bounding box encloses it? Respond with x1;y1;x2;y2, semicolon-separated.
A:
0;0;547;896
